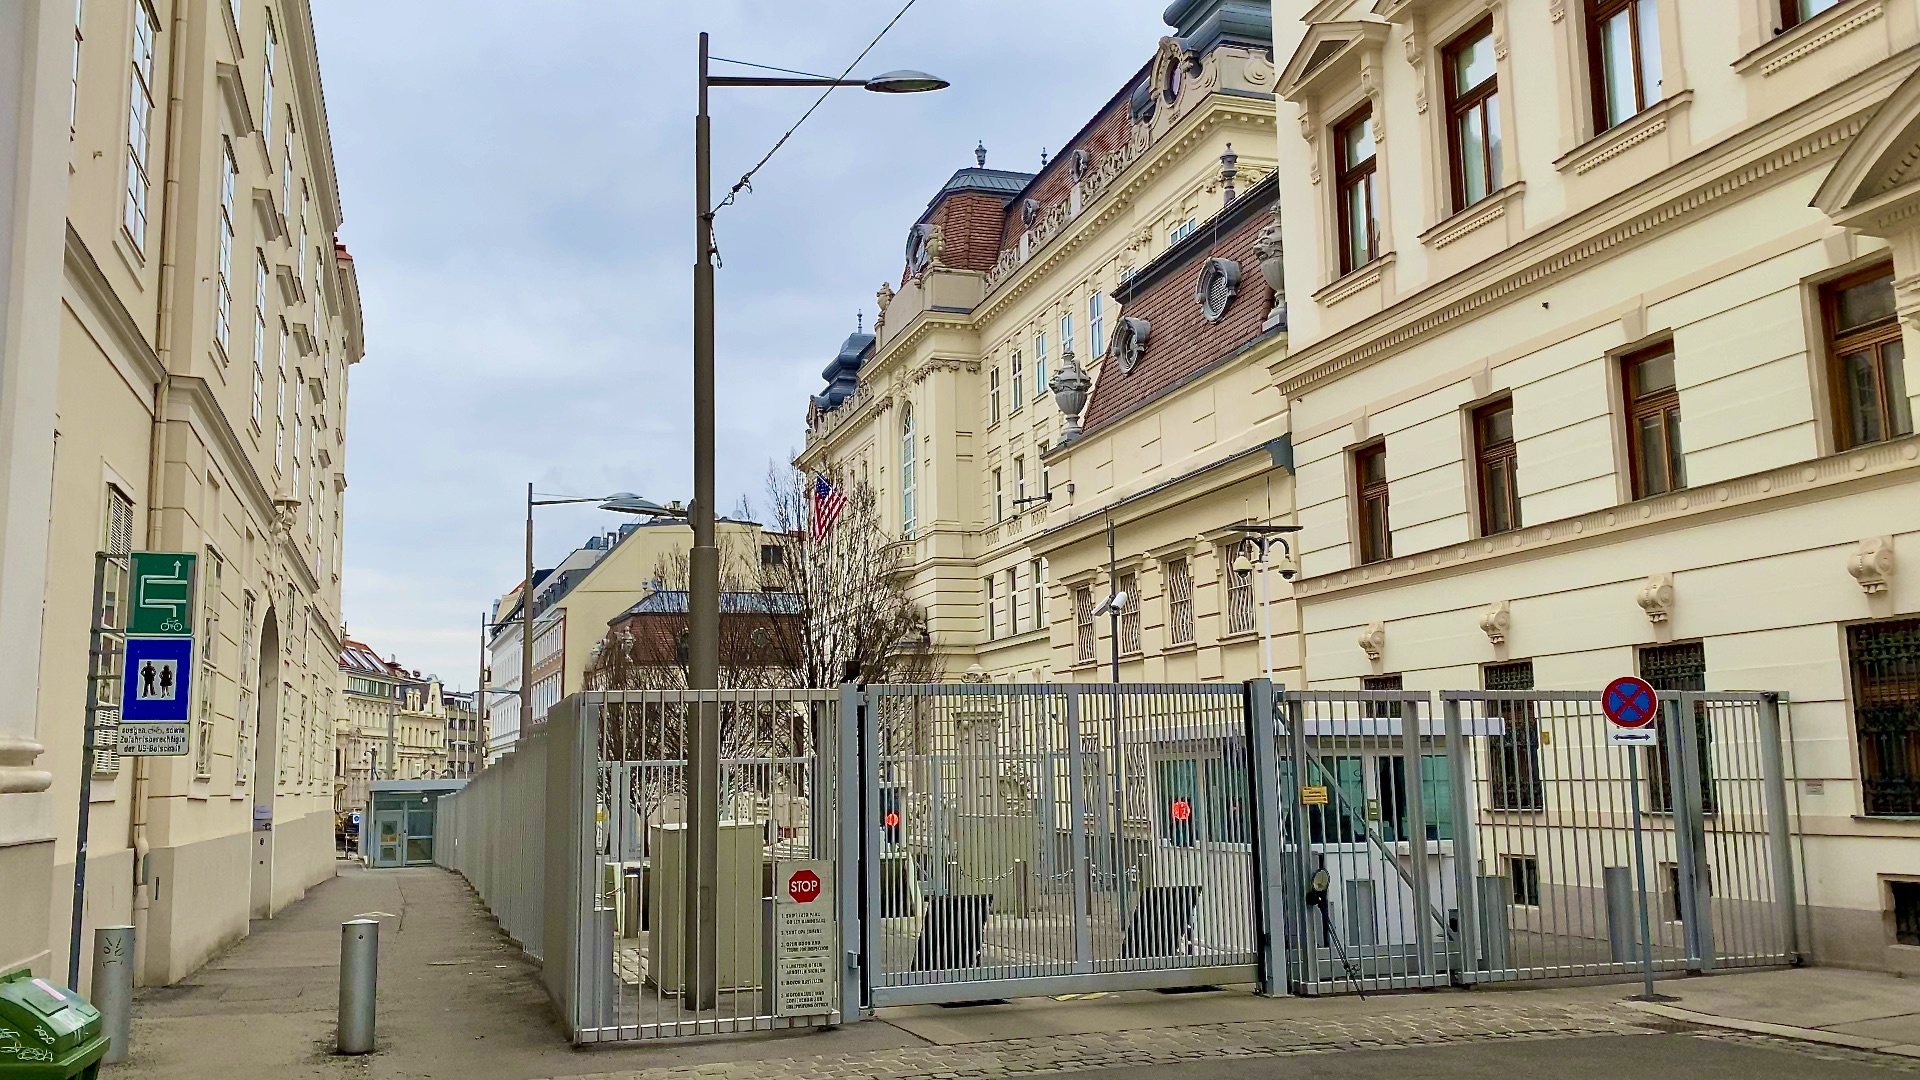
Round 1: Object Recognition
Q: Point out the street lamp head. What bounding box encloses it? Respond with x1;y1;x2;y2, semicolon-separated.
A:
863;70;950;94
597;493;677;517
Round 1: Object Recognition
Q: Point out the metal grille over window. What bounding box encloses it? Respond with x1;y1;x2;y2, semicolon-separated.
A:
1166;559;1194;646
1118;573;1141;655
1640;642;1715;814
1484;660;1543;811
1074;586;1096;664
1849;618;1920;817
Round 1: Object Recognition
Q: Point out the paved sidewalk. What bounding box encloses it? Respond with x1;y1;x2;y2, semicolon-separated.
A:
1623;967;1920;1059
106;864;1915;1080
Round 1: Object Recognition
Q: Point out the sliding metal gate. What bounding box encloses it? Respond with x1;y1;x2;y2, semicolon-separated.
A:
859;683;1261;1006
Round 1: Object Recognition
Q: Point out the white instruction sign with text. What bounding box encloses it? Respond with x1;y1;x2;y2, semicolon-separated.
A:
774;860;836;1017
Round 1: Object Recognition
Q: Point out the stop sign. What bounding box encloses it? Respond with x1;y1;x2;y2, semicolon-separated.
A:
787;869;822;903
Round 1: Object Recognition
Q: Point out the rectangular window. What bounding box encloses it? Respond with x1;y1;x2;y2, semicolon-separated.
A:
1588;0;1662;132
1009;352;1023;413
1508;856;1542;907
1662;862;1714;921
1823;265;1913;450
70;0;84;137
985;576;997;642
1485;659;1543;811
1035;331;1048;395
214;140;237;355
1166;558;1194;646
93;485;136;777
1224;547;1256;635
1007;566;1020;635
990;365;1002;425
124;3;157;247
992;467;1004;521
1119;572;1141;655
1779;0;1841;31
1640;640;1717;815
1335;105;1379;274
282;128;294;217
261;14;277;144
252;258;267;425
1075;585;1096;664
1013;455;1026;508
1356;441;1391;564
1894;881;1920;946
1475;398;1521;535
1170;217;1199;245
1060;312;1075;365
1089;292;1105;360
1446;20;1502;211
1849;618;1920;817
235;591;254;788
1624;346;1685;497
1031;558;1045;634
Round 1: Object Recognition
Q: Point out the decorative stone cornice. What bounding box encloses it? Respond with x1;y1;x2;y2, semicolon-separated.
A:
1557;92;1690;176
1276;108;1869;398
909;358;982;384
1298;435;1920;599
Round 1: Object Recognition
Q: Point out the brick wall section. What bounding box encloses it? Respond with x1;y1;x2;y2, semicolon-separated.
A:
997;84;1144;253
1080;194;1276;434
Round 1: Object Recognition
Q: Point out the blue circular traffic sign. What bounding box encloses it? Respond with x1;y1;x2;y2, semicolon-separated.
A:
1603;676;1658;729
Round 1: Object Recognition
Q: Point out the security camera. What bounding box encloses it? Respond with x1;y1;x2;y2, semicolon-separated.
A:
1233;553;1255;580
1091;591;1129;617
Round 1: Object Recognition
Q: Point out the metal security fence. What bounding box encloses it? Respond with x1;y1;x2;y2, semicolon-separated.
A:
860;683;1258;1006
577;688;845;1043
1439;692;1796;986
439;682;1800;1043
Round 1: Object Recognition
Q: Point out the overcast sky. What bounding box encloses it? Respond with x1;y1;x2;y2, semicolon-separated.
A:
314;1;1176;686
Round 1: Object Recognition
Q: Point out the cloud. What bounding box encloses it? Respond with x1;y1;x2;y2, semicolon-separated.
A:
316;0;1177;684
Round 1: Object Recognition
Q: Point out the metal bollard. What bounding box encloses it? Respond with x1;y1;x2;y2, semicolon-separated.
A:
337;919;379;1055
92;925;135;1064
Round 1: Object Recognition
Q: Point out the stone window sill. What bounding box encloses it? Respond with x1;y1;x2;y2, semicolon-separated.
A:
1313;253;1396;308
1555;91;1693;177
1735;0;1885;77
1420;183;1526;250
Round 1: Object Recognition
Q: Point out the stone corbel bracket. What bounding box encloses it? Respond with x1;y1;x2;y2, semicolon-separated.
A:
1637;573;1675;623
1479;601;1511;646
1849;536;1896;595
1359;622;1385;662
0;736;52;794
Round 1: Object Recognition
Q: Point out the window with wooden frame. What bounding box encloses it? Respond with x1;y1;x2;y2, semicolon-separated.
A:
1778;0;1841;31
1074;585;1096;664
1355;441;1391;564
1118;572;1141;655
1623;345;1685;498
1587;0;1663;133
1445;19;1502;212
1335;105;1380;274
1166;558;1194;646
1474;398;1521;535
1823;265;1913;450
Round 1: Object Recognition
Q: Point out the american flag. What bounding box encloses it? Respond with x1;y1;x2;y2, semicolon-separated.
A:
810;475;847;541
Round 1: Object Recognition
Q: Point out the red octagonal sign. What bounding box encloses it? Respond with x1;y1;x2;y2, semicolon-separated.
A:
787;869;822;904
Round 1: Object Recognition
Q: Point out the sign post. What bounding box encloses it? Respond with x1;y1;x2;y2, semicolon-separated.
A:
773;860;836;1018
1602;676;1670;1003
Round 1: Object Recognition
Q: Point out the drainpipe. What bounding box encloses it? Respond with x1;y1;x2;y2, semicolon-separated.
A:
131;0;192;983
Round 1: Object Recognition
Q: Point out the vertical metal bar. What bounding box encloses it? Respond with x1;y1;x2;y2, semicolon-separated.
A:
1669;695;1711;971
70;552;111;988
861;688;882;1003
1285;694;1315;992
1443;697;1479;983
837;685;864;1021
1628;749;1659;1000
1402;694;1432;981
1756;693;1799;963
1066;686;1092;971
1247;680;1287;996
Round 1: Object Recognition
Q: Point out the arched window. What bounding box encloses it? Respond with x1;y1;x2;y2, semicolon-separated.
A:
900;405;917;537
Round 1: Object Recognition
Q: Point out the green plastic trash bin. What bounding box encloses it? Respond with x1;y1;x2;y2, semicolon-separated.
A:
0;969;108;1078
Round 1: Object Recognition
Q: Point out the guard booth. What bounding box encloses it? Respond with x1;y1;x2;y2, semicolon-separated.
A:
364;779;467;868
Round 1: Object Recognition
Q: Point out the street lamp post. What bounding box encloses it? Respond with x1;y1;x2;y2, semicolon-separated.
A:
519;488;677;755
1232;525;1303;683
689;33;946;1010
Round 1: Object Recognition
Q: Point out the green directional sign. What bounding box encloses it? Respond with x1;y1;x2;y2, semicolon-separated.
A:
128;551;197;637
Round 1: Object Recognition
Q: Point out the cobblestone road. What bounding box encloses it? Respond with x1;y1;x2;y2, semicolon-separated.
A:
575;1001;1678;1080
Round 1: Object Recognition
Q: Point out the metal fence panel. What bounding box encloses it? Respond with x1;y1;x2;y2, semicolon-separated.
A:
574;688;842;1043
862;683;1259;1007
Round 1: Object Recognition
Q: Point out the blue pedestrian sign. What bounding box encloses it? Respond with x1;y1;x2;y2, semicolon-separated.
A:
123;637;194;723
1603;675;1659;747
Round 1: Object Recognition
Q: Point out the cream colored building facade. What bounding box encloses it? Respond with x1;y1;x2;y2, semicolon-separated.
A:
1270;0;1920;972
337;643;460;816
801;0;1293;688
0;0;357;988
484;518;772;760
